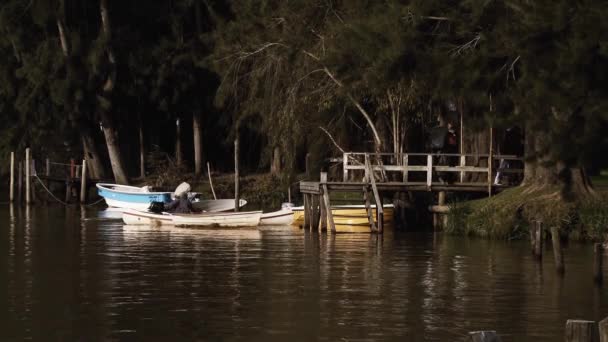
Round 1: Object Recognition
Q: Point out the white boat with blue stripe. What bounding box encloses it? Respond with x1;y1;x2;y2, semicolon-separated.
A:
96;183;173;210
96;183;248;212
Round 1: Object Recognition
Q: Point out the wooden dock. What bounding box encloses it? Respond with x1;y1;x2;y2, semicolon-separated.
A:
300;152;523;233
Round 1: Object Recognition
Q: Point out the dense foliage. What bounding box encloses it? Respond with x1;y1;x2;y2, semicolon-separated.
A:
1;0;607;187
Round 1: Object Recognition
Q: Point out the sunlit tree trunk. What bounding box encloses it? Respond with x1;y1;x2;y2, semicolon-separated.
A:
270;146;281;174
193;111;203;175
81;124;106;180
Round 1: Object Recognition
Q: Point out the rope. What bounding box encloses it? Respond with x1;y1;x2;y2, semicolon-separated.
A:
33;175;105;207
34;175;69;205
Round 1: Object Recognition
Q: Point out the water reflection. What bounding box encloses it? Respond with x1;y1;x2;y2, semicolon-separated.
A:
1;207;607;341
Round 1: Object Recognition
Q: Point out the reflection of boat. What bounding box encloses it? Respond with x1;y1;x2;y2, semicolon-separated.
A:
96;183;247;212
260;208;294;226
122;209;262;227
122;225;262;240
292;204;394;229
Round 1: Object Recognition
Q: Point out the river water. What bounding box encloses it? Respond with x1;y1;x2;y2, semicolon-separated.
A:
1;205;607;341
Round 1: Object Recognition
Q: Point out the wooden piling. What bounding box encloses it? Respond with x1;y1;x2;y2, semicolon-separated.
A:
322;184;336;233
363;185;377;232
18;161;22;204
594;243;604;284
599;317;608;342
550;226;565;273
534;221;543;260
565;319;598;342
465;331;502;342
80;159;87;203
303;194;310;229
310;195;319;232
9;152;14;202
234;137;239;212
319;173;328;231
25;148;31;205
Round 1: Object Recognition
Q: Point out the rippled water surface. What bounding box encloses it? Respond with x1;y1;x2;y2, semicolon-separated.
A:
1;205;607;341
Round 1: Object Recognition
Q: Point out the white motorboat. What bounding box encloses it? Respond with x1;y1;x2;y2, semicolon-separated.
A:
122;209;262;227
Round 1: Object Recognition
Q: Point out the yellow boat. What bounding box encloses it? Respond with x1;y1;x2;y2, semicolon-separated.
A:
292;204;394;232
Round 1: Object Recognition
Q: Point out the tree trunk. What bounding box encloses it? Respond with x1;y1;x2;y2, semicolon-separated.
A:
100;118;129;184
175;117;182;167
270;146;281;174
522;123;594;199
193;112;203;176
81;127;106;180
139;115;145;179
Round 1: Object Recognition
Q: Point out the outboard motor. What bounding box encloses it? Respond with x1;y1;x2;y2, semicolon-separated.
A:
281;202;295;210
173;182;191;198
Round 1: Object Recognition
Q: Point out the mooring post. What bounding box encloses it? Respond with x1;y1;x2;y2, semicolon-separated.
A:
322;184;336;233
565;319;599;342
18;161;23;204
599;317;608;342
363;185;377;232
319;173;328;231
25;148;31;205
465;331;502;342
310;195;319;232
343;152;348;182
9;151;15;202
550;226;565;274
594;243;604;284
534;221;543;260
80;159;87;203
303;194;310;229
434;191;446;230
234;137;239;212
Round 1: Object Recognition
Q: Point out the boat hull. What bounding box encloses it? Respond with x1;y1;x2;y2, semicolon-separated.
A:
260;209;294;225
292;204;394;229
122;209;262;227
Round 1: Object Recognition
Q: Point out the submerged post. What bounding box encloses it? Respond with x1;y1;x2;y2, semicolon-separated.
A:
80;159;87;203
565;319;598;342
234;137;239;212
465;331;502;342
594;243;604;284
9;152;14;202
534;221;543;260
25;148;31;205
550;227;565;274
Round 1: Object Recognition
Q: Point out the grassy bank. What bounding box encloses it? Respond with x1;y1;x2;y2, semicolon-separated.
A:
446;186;608;241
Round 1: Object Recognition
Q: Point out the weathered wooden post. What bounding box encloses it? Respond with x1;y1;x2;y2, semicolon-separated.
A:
303;194;310;229
322;183;336;233
319;173;328;231
18;161;23;204
80;159;87;203
310;195;319;232
599;317;608;342
9;152;15;202
234;137;239;212
465;331;502;342
434;191;446;230
25;148;31;205
343;152;349;182
594;243;604;284
31;159;37;202
534;221;543;260
551;226;565;273
565;319;598;342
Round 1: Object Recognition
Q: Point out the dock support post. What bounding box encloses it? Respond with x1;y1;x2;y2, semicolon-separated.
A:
303;194;310;229
363;185;377;233
434;191;446;230
534;221;543;261
310;195;319;232
599;317;608;342
459;155;466;183
465;331;502;342
319;173;328;231
322;184;335;233
550;227;565;274
9;152;14;202
594;243;604;284
18;161;23;204
234;137;239;212
565;319;598;342
25;148;31;205
80;159;87;203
